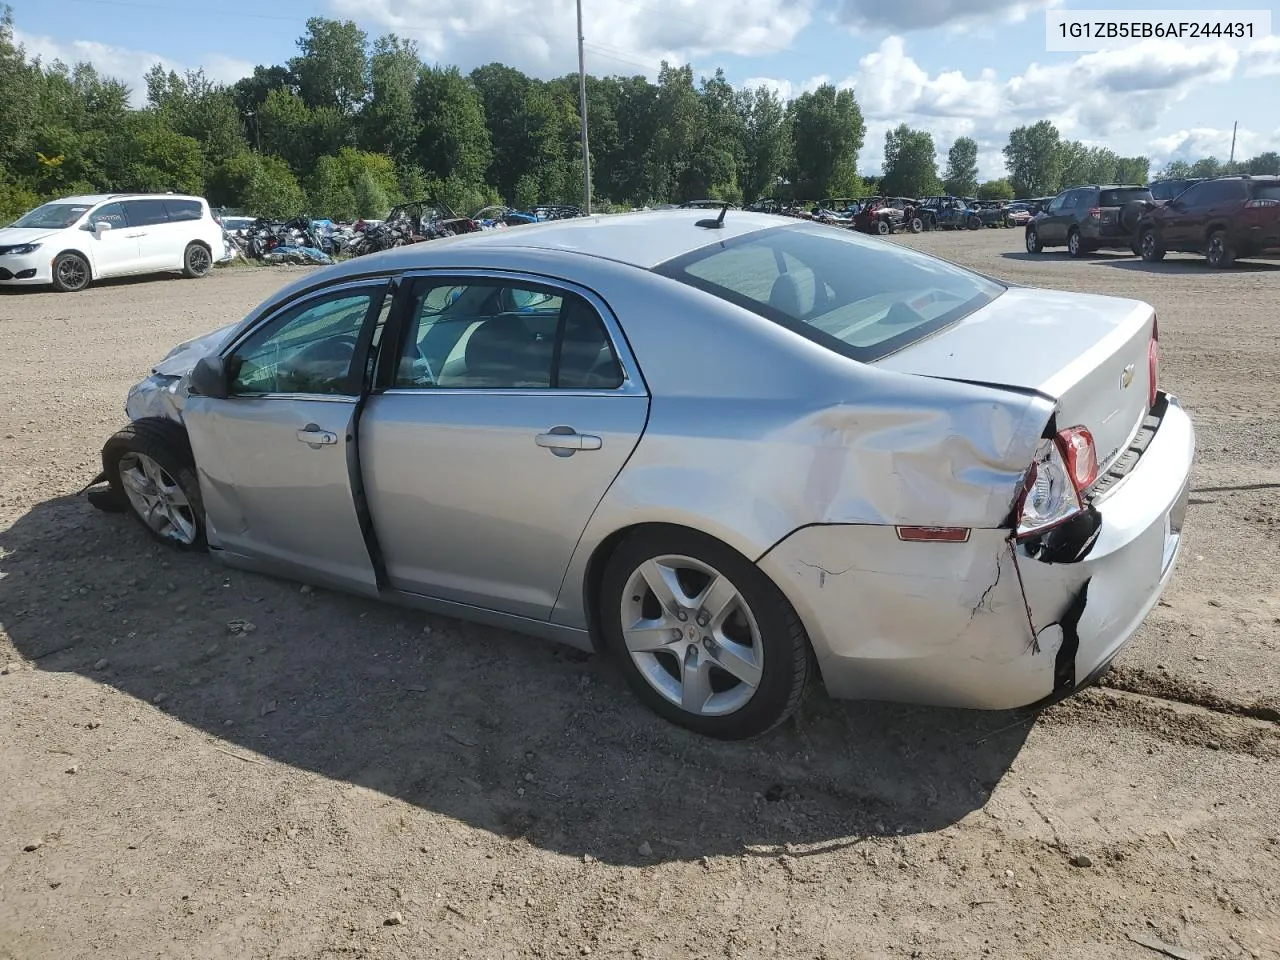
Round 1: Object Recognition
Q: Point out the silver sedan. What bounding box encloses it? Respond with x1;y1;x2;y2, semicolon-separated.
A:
89;210;1195;739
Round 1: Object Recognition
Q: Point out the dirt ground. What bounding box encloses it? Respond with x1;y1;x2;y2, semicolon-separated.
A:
1;231;1277;960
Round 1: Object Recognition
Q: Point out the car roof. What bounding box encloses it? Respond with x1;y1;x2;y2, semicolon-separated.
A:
327;209;793;272
51;193;205;205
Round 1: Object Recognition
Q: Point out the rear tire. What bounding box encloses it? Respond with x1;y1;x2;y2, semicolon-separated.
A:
1205;229;1235;269
102;418;206;550
51;252;91;292
1067;228;1084;258
599;527;811;740
182;242;213;279
967;216;981;230
875;218;890;235
908;216;923;233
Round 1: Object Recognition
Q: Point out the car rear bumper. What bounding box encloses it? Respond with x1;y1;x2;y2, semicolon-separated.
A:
756;394;1195;709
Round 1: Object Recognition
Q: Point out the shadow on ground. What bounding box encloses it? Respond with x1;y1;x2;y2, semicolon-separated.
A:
1000;251;1280;273
1;494;1034;866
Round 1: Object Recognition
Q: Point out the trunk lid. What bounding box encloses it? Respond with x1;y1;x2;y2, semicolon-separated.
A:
875;287;1156;476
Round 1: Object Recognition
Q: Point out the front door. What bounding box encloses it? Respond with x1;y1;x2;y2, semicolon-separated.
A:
1038;191;1072;244
360;274;650;620
84;202;140;277
182;280;392;594
1158;181;1207;249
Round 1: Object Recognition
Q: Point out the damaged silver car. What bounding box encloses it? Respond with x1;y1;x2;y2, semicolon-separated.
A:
87;210;1194;739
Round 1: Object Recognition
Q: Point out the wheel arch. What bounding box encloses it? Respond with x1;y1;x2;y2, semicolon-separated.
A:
55;248;94;278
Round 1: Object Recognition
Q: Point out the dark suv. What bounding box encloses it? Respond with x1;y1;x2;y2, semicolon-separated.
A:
1025;184;1154;257
1137;175;1280;267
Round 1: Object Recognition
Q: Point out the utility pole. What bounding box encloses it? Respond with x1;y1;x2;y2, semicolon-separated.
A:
1229;120;1238;167
576;0;592;214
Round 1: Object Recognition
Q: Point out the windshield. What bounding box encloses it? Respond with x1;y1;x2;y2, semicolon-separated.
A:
11;202;92;229
654;223;1004;363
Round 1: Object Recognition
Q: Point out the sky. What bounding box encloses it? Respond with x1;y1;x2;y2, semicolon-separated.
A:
10;0;1280;180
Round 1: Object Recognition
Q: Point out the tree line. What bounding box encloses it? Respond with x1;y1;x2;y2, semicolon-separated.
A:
2;7;1277;225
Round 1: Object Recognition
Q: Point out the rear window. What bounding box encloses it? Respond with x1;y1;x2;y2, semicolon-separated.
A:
164;199;203;221
654;223;1004;363
1100;188;1152;207
1250;182;1280;201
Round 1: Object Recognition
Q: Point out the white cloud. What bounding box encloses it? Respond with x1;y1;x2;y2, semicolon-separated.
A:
1243;34;1280;76
1148;126;1280;169
835;0;1058;33
14;29;253;105
327;0;814;78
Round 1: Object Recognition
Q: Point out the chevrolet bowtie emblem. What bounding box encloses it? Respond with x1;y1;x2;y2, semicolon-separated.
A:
1120;363;1136;389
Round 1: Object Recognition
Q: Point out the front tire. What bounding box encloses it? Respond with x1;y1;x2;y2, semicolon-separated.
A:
1025;227;1043;253
875;218;890;235
967;216;981;230
102;418;206;549
52;252;91;292
182;242;213;279
1206;229;1235;269
908;216;923;233
1140;228;1166;262
599;527;811;739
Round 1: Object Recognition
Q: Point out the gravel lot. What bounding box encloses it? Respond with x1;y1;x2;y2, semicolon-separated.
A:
1;231;1278;960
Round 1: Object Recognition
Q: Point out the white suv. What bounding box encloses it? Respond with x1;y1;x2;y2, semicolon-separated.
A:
0;193;229;293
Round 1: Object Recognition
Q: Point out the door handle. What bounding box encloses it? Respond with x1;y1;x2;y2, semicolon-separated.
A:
296;426;338;446
535;429;601;452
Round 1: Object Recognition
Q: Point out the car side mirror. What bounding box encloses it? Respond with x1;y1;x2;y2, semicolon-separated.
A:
189;355;229;400
93;221;112;235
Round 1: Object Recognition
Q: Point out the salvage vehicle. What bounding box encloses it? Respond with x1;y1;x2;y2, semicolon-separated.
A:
86;210;1193;740
852;197;906;235
920;196;982;231
0;193;228;292
1004;202;1035;226
1136;175;1280;267
386;199;481;241
680;200;736;210
1025;185;1155;258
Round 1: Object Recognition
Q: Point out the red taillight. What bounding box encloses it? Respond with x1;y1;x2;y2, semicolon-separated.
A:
1148;316;1159;409
1245;198;1279;208
1087;207;1101;219
1057;426;1097;490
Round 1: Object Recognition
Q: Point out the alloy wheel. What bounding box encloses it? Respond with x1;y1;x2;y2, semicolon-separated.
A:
117;452;198;545
619;555;764;717
188;245;212;275
56;257;88;290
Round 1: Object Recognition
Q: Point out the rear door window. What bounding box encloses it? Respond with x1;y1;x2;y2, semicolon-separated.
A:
1250;182;1280;202
1200;180;1248;204
122;199;171;227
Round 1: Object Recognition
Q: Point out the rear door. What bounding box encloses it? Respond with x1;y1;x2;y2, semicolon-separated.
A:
1240;180;1280;248
359;272;649;620
183;280;393;594
122;199;180;270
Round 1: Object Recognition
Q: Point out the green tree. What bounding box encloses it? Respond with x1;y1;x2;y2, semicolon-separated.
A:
1247;151;1280;175
102;111;205;194
788;84;865;199
258;87;348;174
1115;155;1150;184
942;136;979;197
145;65;246;166
362;34;421;163
0;5;41;173
1159;159;1193;179
1189;156;1223;178
1004;121;1062;197
881;124;940;198
353;168;389;219
414;65;492;189
977;179;1014;200
309;147;399;220
736;84;789;202
288;17;368;115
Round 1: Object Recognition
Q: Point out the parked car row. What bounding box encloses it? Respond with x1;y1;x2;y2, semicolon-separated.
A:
1024;175;1280;267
